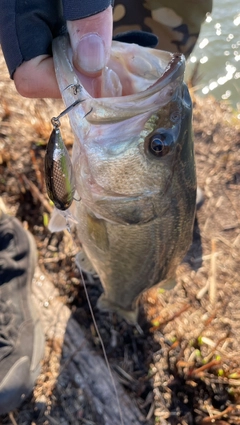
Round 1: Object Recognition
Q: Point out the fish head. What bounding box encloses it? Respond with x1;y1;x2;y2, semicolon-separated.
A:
53;36;194;225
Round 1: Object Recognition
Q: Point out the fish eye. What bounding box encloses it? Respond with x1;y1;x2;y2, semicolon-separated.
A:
146;129;173;158
170;110;180;123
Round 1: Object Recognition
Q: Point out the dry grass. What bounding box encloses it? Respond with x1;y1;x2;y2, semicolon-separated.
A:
0;48;240;425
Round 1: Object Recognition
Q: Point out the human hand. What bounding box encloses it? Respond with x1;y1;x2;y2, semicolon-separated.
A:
13;6;112;99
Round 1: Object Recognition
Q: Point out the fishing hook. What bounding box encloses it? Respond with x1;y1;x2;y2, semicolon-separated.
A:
63;83;81;95
51;99;86;128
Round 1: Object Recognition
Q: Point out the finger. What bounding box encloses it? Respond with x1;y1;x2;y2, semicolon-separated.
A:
14;55;61;99
67;6;113;77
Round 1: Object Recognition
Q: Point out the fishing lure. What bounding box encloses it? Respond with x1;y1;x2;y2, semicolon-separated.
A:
45;100;83;210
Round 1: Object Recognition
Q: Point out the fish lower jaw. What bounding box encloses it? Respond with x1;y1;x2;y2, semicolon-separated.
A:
97;294;139;325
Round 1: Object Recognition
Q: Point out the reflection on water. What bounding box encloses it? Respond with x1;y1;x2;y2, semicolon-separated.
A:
186;0;240;113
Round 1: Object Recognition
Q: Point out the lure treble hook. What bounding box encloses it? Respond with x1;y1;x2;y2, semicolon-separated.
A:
51;99;85;129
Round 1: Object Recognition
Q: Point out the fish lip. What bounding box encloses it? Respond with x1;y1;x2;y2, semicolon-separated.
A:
52;35;185;122
148;52;185;92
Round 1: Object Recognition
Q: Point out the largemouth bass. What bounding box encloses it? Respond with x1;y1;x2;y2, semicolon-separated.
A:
50;35;196;324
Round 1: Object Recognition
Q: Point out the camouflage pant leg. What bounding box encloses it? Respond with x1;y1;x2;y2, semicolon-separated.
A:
113;0;213;58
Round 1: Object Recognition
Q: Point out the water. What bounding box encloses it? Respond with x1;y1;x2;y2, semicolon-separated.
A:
187;0;240;111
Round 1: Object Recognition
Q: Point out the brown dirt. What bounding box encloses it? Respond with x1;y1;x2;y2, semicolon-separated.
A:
0;48;240;425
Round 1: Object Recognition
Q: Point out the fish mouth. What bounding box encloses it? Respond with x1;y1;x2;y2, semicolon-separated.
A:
86;52;185;124
52;35;185;123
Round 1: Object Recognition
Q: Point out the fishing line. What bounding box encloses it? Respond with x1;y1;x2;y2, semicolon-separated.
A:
78;265;125;425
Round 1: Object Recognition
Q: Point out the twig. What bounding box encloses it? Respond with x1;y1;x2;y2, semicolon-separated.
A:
228;378;240;386
59;341;86;376
30;148;45;190
45;414;61;425
21;174;53;214
150;304;190;332
196;281;210;300
200;405;234;423
190;359;221;376
146;401;155;421
114;365;135;382
209;238;217;305
8;412;18;425
80;419;96;425
196;239;218;302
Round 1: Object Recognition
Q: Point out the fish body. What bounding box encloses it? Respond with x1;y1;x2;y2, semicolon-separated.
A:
51;36;196;324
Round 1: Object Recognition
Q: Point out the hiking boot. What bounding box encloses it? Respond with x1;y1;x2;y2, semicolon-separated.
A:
0;213;45;415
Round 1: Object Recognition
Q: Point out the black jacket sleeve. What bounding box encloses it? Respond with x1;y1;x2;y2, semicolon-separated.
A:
0;0;113;78
63;0;113;20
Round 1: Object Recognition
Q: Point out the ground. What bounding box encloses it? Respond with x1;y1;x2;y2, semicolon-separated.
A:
0;50;240;425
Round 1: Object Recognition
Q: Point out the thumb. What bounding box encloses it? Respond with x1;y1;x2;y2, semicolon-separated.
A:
67;6;113;77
